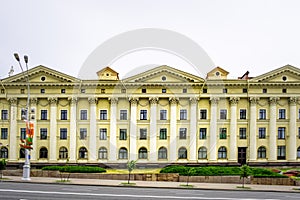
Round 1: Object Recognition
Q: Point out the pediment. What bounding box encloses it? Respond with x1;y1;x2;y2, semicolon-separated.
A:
251;65;300;82
123;65;204;83
206;66;229;79
2;65;80;83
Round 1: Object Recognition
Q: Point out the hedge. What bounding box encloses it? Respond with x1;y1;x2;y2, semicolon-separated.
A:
42;166;106;173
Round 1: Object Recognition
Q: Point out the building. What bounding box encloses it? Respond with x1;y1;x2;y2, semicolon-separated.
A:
0;64;300;167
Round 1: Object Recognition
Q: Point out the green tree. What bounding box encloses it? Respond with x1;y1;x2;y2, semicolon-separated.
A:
240;165;252;188
127;160;137;184
0;159;6;180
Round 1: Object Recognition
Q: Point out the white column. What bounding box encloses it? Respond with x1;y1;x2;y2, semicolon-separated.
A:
48;97;58;162
229;97;239;162
209;97;219;162
30;98;38;161
169;97;178;162
269;97;279;161
88;97;98;162
109;97;118;161
288;97;297;161
68;97;77;162
249;97;259;161
8;98;18;161
189;97;198;162
129;97;138;160
149;97;158;162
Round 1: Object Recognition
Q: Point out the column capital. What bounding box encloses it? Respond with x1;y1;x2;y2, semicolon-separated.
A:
129;97;139;105
169;97;179;105
108;97;118;105
269;97;280;105
249;97;260;105
289;97;298;105
209;97;220;105
30;97;38;106
149;97;159;105
229;97;240;105
8;97;18;106
48;97;58;105
88;97;98;104
68;97;78;105
190;97;199;104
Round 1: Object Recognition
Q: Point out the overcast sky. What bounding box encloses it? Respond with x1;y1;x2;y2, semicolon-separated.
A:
1;0;300;80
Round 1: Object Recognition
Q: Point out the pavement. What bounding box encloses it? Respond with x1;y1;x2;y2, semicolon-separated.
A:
2;175;300;193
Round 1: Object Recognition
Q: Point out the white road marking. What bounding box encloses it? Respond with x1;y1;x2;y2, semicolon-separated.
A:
0;189;279;200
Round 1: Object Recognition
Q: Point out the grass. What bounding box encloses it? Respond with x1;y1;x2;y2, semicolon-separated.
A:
179;184;194;188
120;182;136;186
105;168;161;174
55;180;71;183
236;186;251;190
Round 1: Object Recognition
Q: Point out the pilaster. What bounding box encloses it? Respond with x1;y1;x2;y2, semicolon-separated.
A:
8;98;18;161
189;97;198;162
249;97;259;161
169;97;178;162
68;97;78;162
109;97;118;161
88;97;98;162
129;97;139;160
269;97;279;161
209;97;219;161
48;97;58;162
288;97;297;161
229;97;239;162
30;97;38;161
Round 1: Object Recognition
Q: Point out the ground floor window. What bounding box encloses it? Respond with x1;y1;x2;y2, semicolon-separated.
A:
119;147;128;159
178;147;187;159
39;147;48;159
59;147;68;159
257;146;266;158
198;147;207;159
79;147;88;159
138;147;148;159
218;146;227;159
158;147;167;159
99;147;107;159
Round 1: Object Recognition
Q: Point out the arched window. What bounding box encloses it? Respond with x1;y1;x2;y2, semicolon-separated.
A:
59;147;68;159
19;148;25;159
119;147;128;159
218;146;227;159
158;147;167;159
178;147;187;159
258;146;266;159
0;147;8;159
39;147;48;159
99;147;107;159
297;147;300;158
198;147;207;159
79;147;88;159
138;147;148;159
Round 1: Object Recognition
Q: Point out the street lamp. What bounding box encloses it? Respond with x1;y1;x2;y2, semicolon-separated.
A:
14;53;31;181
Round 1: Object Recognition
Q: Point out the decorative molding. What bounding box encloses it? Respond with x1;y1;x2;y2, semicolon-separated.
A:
48;97;58;105
30;97;38;105
68;97;78;105
289;97;298;105
88;97;98;105
169;97;179;105
108;97;118;105
8;97;18;106
129;97;139;105
189;97;199;104
209;97;220;105
269;97;280;106
249;97;260;105
229;97;240;105
149;97;159;105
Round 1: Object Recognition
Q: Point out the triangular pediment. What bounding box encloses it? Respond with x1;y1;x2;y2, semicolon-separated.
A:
206;66;229;79
251;65;300;82
2;65;80;83
96;66;119;80
123;65;204;83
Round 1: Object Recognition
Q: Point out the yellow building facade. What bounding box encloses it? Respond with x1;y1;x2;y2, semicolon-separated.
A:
0;65;300;167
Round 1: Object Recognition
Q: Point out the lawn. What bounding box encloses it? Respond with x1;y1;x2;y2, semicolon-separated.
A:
105;168;161;174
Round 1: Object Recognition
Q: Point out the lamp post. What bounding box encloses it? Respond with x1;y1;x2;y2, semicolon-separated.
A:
14;53;31;181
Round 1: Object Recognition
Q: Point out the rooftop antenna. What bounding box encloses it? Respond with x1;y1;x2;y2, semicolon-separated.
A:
8;66;14;77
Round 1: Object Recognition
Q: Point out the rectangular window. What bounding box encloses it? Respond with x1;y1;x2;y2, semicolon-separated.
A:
140;110;147;120
120;110;127;120
179;128;187;139
140;128;147;140
282;88;287;93
162;88;166;93
40;128;47;140
298;109;300;119
61;89;66;93
41;89;45;93
279;109;286;119
223;88;227;93
100;110;107;120
299;127;300;139
183;88;187;93
99;128;107;140
239;128;247;139
121;89;126;93
259;109;266;120
101;89;105;93
220;109;227;120
142;88;146;93
1;110;8;120
180;109;187;120
277;146;286;160
203;88;207;93
81;89;85;93
219;128;227;139
278;127;285;139
243;88;248;93
199;128;207;140
20;128;26;140
60;128;67;140
263;88;267;93
200;109;207;119
240;109;246;119
41;110;48;120
119;129;127;140
159;128;167;140
80;110;87;120
80;128;87;140
160;110;167;120
61;110;67;120
259;127;266;139
1;89;4;94
1;128;8;139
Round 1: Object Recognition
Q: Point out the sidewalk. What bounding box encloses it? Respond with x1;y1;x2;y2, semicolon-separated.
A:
2;176;300;193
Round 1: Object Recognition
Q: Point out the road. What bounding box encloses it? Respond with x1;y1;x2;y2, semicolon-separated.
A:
0;182;299;200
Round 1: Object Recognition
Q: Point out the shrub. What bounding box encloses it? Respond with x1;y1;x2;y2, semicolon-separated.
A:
42;165;106;173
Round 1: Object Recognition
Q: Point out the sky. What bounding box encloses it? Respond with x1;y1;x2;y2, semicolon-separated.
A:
1;0;300;80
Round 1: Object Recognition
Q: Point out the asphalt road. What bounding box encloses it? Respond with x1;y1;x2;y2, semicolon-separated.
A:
0;182;299;200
